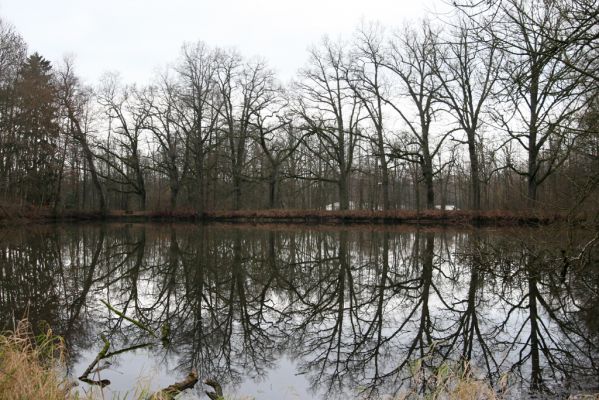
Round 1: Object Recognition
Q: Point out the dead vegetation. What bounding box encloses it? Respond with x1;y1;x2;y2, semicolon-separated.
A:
0;206;578;227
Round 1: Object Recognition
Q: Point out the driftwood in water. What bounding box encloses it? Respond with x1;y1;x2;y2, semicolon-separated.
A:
78;334;111;386
78;334;157;387
101;300;157;338
148;370;199;400
79;300;160;388
204;378;224;400
79;376;111;388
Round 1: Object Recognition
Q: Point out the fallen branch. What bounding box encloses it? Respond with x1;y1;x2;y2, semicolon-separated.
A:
204;378;224;400
78;334;111;387
101;300;157;338
104;342;153;358
148;370;199;400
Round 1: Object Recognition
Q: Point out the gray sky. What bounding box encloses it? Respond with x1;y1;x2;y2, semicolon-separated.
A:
0;0;446;84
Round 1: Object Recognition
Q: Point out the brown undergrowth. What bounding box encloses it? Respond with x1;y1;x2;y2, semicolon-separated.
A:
0;205;581;227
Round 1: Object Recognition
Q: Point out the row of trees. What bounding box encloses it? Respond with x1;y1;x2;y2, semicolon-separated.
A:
0;0;597;213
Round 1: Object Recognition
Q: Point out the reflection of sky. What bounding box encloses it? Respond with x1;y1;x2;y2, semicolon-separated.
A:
73;348;181;398
2;225;597;399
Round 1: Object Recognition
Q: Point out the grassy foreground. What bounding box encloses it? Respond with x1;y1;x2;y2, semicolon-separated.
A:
0;320;193;400
0;321;73;400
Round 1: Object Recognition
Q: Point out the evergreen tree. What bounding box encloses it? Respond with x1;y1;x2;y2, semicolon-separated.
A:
14;52;60;204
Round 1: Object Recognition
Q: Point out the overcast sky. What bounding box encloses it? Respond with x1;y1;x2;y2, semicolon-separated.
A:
0;0;448;84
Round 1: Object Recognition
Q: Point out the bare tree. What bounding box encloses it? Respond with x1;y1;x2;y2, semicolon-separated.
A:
96;73;149;210
432;19;501;210
507;1;590;206
173;42;222;211
384;23;450;209
294;38;363;210
349;23;393;210
215;51;277;210
143;73;188;211
56;58;107;215
251;98;304;208
460;0;593;206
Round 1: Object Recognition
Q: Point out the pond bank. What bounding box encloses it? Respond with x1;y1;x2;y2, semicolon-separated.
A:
0;207;582;227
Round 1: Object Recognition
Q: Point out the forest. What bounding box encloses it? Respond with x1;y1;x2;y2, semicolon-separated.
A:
0;0;597;217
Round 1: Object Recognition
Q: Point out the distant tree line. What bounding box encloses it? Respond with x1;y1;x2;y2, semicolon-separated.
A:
0;0;597;214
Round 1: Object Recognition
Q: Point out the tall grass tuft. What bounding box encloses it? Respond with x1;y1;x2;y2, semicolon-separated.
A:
0;319;74;400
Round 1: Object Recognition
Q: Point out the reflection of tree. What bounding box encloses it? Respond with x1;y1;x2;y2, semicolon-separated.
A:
461;234;599;395
1;225;598;398
0;228;63;330
357;231;440;396
282;230;362;394
438;233;501;383
63;227;106;343
279;230;442;397
72;226;286;389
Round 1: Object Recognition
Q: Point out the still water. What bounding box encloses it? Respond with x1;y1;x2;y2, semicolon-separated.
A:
0;223;598;399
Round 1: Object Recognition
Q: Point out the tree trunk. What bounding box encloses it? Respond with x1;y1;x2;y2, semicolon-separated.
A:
169;180;179;211
338;172;350;210
381;162;390;211
139;189;146;211
68;114;107;215
467;134;481;210
233;173;242;210
78;131;106;214
422;162;435;209
269;167;279;209
528;147;538;208
197;170;205;213
528;177;538;208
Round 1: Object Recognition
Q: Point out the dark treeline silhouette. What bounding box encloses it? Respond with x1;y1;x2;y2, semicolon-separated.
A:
1;224;597;398
0;0;598;215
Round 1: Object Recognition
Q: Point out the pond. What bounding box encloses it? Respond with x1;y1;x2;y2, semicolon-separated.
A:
0;223;598;399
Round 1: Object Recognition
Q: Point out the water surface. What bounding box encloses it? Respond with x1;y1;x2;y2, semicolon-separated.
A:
0;223;597;399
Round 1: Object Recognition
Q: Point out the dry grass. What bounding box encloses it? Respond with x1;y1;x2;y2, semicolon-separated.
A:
392;361;508;400
0;320;196;400
0;320;74;400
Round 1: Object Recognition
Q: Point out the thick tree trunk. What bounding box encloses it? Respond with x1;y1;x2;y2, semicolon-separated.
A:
380;162;390;211
268;167;279;209
135;161;146;211
139;189;146;211
338;173;350;210
528;177;538;208
467;135;481;210
195;152;205;212
233;172;242;210
528;148;538;208
422;162;435;210
169;180;179;211
197;171;205;213
79;133;106;214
